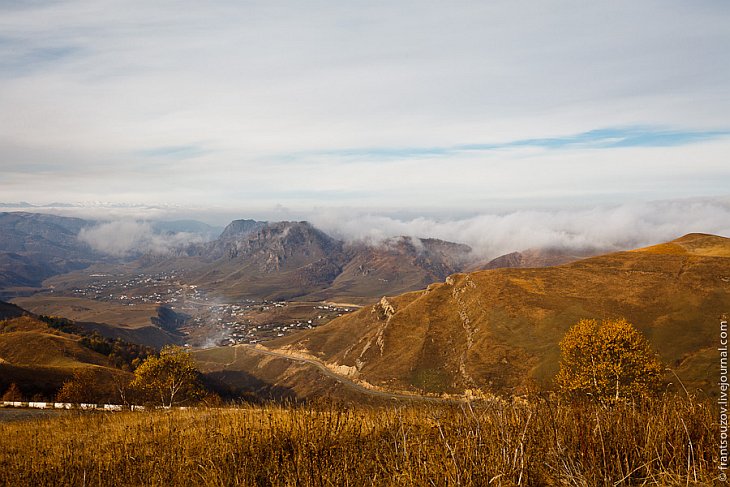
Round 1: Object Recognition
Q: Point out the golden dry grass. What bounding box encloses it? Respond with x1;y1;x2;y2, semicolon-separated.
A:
0;394;719;486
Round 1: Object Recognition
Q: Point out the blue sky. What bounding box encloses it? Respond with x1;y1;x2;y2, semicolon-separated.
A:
311;127;730;160
0;0;729;215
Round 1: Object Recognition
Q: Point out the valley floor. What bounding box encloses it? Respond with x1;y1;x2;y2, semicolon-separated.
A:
0;395;719;486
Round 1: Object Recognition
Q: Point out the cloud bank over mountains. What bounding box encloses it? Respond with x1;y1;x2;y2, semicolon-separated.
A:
72;198;730;261
78;221;204;257
309;198;730;259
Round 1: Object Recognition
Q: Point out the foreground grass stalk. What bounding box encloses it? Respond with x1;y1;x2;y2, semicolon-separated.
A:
0;394;719;486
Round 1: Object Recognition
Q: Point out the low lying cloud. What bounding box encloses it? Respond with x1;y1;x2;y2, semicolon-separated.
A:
78;221;205;257
309;199;730;260
61;198;730;261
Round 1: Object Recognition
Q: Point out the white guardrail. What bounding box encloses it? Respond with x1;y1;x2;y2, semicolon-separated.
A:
0;401;183;411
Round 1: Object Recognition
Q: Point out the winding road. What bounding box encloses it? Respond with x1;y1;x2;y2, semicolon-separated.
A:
226;344;455;403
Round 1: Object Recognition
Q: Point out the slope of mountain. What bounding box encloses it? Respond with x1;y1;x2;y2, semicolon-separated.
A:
0;313;131;400
0;212;102;296
215;233;729;397
0;212;91;253
140;221;474;303
471;247;601;271
10;296;184;349
307;237;472;303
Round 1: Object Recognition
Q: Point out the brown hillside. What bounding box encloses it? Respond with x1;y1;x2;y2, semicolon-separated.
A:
470;247;601;271
0;315;129;399
254;233;730;396
10;297;183;348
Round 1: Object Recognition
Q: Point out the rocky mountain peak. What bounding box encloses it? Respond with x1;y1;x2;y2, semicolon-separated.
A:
218;219;264;240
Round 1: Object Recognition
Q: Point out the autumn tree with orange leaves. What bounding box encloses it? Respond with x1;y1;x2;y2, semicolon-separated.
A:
130;345;204;407
556;318;663;402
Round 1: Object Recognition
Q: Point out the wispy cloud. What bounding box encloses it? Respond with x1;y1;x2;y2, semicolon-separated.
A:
307;127;730;160
135;145;210;160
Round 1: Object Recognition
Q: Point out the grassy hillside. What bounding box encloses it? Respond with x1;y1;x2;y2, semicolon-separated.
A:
250;233;730;396
0;315;134;400
11;296;183;348
0;316;109;366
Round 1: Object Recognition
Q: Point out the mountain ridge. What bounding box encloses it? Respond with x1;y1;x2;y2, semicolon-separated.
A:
3;211;619;304
148;221;475;302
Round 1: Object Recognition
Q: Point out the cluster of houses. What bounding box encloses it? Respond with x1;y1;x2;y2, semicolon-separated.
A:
62;272;356;347
188;301;354;346
69;271;194;305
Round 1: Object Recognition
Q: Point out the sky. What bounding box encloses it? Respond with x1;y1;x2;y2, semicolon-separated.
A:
1;1;729;232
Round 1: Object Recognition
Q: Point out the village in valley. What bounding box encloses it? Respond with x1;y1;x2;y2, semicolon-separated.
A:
56;271;356;347
183;300;354;347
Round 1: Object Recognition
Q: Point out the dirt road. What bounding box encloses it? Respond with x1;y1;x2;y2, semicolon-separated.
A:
234;344;454;403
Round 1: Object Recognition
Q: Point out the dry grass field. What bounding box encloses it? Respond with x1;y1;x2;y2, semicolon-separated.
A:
0;394;719;486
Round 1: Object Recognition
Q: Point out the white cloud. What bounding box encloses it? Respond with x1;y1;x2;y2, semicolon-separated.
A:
308;198;730;259
8;197;730;261
78;221;204;257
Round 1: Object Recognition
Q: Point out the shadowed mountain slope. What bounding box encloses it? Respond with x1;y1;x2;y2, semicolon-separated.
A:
0;212;102;295
0;300;25;320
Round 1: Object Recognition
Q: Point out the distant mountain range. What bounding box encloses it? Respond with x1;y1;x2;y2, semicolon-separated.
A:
0;212;104;294
0;212;220;298
141;219;475;302
1;212;601;303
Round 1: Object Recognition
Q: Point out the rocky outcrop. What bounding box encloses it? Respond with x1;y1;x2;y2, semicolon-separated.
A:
373;296;396;321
